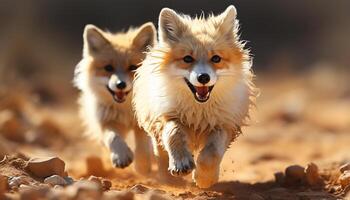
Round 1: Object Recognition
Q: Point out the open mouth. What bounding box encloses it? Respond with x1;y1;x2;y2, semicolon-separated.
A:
184;78;214;103
106;86;129;103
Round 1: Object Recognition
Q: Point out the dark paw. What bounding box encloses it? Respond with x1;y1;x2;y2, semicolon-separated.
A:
168;156;195;176
111;152;133;168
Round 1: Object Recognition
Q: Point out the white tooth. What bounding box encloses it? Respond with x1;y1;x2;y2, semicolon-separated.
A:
195;92;210;100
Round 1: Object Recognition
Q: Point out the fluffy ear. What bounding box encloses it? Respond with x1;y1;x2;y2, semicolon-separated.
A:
215;5;237;38
158;8;188;44
132;22;156;51
83;24;110;54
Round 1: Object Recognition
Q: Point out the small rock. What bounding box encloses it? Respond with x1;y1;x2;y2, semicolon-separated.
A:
329;185;342;193
339;170;350;188
274;172;285;185
0;175;9;194
102;179;112;191
249;193;265;200
130;184;150;194
8;176;29;188
87;176;112;191
25;157;65;178
305;162;323;187
285;165;305;185
63;176;74;185
340;163;350;173
44;175;67;186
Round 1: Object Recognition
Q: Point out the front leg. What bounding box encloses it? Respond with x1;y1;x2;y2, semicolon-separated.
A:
103;129;133;168
193;128;231;188
161;121;195;176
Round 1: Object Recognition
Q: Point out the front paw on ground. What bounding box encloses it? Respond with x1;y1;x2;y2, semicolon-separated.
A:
111;151;134;168
168;156;195;176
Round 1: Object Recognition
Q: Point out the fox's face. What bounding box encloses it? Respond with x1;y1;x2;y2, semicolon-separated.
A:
78;23;156;103
156;6;247;103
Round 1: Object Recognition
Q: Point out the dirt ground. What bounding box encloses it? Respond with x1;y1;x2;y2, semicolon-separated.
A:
0;66;349;199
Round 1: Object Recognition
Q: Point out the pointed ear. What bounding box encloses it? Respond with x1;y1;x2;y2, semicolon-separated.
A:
158;8;188;44
132;22;156;52
215;5;237;38
83;24;110;54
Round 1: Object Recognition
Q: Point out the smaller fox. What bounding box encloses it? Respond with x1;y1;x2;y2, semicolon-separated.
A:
74;22;156;175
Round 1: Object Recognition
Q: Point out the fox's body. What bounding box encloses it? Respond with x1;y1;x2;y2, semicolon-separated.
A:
74;23;156;174
133;6;256;187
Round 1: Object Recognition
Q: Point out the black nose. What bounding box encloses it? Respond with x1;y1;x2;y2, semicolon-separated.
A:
116;81;126;89
197;73;210;84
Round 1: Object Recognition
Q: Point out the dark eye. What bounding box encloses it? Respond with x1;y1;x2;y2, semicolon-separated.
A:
183;55;194;63
211;55;221;63
104;65;114;72
128;65;138;71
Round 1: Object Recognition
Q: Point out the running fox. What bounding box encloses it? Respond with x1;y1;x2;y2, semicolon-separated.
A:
133;6;256;187
74;22;156;175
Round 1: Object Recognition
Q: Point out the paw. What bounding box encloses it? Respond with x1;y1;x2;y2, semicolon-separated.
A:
110;147;134;168
168;153;195;176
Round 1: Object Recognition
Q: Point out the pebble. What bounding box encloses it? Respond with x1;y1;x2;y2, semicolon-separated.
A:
339;170;350;188
87;175;112;191
285;165;305;185
8;176;29;188
129;184;150;194
305;162;323;186
102;179;112;191
25;157;65;178
63;176;75;185
274;172;285;185
44;175;67;186
340;163;350;173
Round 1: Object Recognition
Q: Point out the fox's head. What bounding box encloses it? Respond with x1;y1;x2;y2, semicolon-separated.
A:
75;22;156;103
153;5;249;103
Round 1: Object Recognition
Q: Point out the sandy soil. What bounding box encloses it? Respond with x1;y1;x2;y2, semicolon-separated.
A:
0;67;349;199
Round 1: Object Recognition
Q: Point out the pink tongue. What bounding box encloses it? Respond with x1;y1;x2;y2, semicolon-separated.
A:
195;87;209;97
115;91;125;100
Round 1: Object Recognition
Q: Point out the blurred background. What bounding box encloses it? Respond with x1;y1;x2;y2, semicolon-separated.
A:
0;0;349;93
